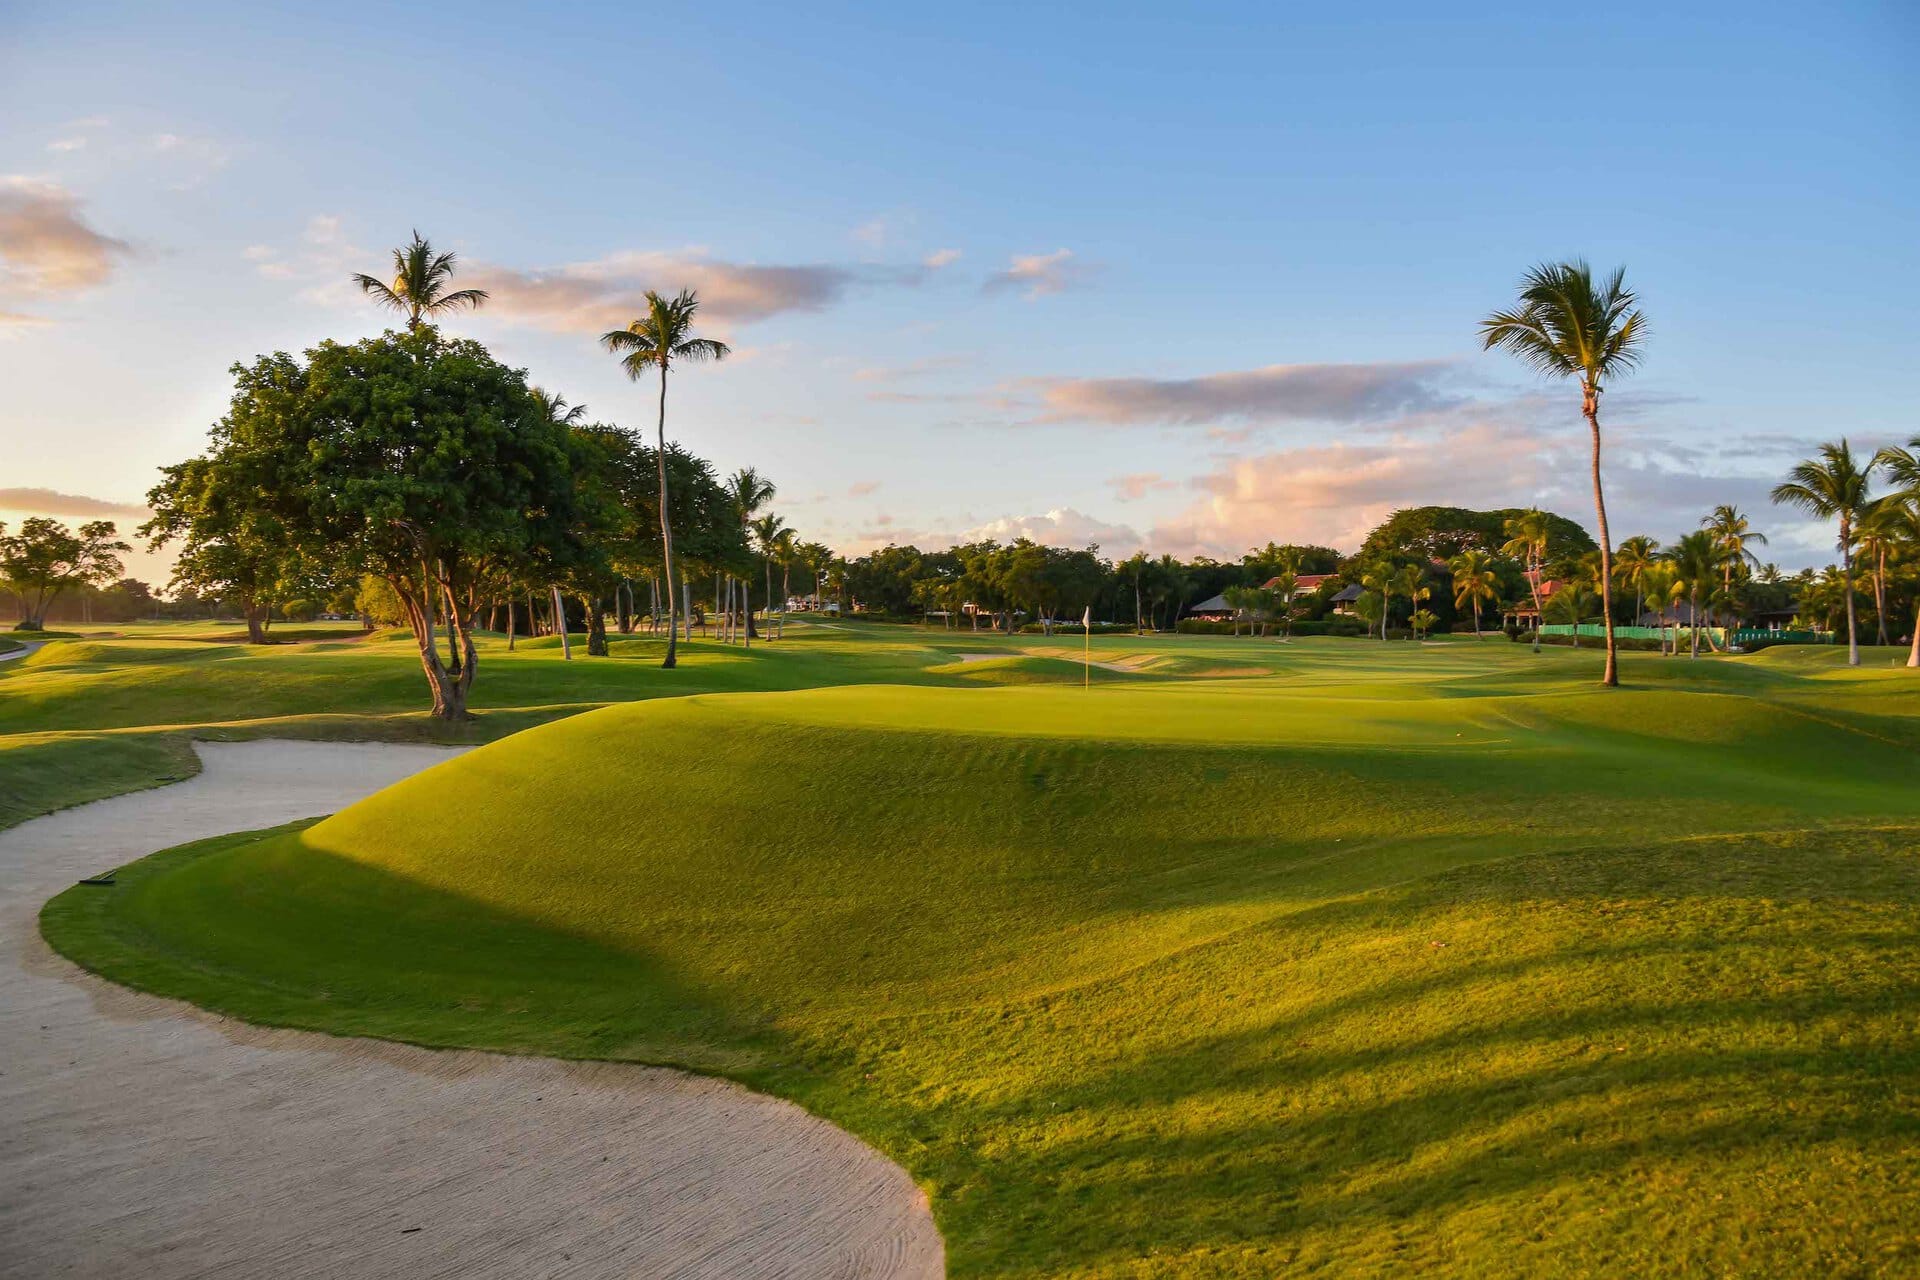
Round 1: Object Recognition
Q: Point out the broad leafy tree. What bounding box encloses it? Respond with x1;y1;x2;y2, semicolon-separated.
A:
0;518;130;631
164;328;579;717
1482;262;1647;686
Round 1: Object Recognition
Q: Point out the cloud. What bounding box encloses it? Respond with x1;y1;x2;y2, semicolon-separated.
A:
958;507;1144;554
0;177;132;308
982;248;1091;299
852;352;976;383
1109;472;1178;502
847;480;882;498
0;487;149;518
923;247;962;270
466;250;931;334
46;138;86;153
1142;410;1831;564
1025;360;1463;428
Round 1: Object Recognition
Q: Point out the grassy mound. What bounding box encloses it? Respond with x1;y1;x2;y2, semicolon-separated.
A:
44;663;1920;1276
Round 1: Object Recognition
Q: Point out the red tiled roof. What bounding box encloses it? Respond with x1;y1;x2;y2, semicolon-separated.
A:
1263;573;1333;592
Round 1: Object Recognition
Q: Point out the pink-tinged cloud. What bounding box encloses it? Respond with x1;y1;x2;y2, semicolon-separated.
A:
1109;472;1177;502
1027;360;1462;428
847;480;883;497
982;249;1090;299
0;178;131;311
467;250;937;334
0;487;149;518
959;507;1144;554
923;248;962;269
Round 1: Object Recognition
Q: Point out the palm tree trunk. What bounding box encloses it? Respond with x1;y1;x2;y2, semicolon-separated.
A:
1841;516;1859;666
1908;598;1919;668
656;364;678;669
551;585;571;660
1873;550;1889;646
1585;392;1619;687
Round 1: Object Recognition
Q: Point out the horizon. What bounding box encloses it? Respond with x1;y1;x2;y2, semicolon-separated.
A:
3;1;1916;585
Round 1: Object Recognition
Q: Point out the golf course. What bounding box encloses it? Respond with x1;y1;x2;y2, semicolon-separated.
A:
19;621;1920;1276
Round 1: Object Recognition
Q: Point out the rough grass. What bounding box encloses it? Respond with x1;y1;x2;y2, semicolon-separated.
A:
39;632;1920;1277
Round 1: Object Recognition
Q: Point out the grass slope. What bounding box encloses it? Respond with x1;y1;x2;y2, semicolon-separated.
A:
43;640;1920;1276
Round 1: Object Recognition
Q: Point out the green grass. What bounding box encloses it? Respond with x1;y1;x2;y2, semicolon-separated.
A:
35;628;1920;1276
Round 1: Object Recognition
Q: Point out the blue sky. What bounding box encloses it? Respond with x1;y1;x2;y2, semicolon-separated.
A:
2;0;1914;578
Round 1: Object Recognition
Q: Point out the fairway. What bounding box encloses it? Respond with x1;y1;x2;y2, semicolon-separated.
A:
34;625;1920;1276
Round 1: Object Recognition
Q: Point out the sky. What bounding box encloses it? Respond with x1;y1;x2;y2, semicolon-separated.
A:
2;0;1915;584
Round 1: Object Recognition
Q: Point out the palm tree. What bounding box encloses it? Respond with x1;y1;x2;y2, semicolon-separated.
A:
1701;505;1767;630
773;527;799;639
1393;563;1431;640
1500;509;1552;652
1771;440;1876;666
1360;561;1396;641
1874;436;1920;666
1482;262;1646;687
727;467;777;641
752;512;788;637
1668;530;1726;659
1639;561;1680;655
528;388;589;660
602;289;732;669
1449;550;1498;638
352;230;489;330
1854;501;1903;647
1269;569;1299;640
1612;535;1660;627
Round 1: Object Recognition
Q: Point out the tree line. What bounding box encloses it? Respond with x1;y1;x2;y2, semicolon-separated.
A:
6;242;1914;709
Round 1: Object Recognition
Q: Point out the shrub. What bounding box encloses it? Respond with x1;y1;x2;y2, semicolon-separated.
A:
280;598;319;622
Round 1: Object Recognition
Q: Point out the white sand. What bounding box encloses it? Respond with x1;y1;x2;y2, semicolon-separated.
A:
0;740;941;1279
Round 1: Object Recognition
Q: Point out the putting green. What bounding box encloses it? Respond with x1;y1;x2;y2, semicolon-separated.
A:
38;636;1920;1276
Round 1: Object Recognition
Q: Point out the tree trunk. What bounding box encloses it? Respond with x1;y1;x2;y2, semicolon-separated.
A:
507;597;516;651
585;593;608;656
1908;599;1919;668
551;585;571;660
782;563;791;638
1584;390;1619;687
656;365;678;669
244;599;269;645
1873;550;1889;646
1840;516;1859;666
618;579;633;634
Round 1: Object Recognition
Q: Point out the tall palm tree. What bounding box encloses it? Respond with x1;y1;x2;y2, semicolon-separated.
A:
752;513;789;637
1639;561;1680;655
1667;531;1725;659
1449;550;1498;638
1854;501;1903;647
602;289;732;669
1482;262;1646;686
1360;561;1396;641
773;527;799;639
1393;563;1430;640
352;230;490;330
1500;509;1552;652
1874;436;1920;666
1772;440;1876;666
1701;505;1766;630
1612;535;1660;626
727;467;777;640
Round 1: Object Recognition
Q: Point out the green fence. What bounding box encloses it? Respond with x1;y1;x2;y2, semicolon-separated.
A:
1539;624;1831;646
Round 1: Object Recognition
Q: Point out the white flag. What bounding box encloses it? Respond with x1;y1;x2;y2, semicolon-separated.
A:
1082;605;1091;631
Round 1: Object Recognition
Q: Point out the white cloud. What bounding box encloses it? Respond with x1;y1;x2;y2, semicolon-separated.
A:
982;248;1091;299
923;247;962;269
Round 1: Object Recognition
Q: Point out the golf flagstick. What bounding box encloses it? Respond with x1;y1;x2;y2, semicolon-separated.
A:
1083;605;1091;689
